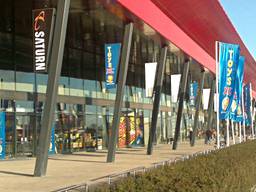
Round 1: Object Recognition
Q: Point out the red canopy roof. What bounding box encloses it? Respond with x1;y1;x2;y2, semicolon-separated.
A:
117;0;256;97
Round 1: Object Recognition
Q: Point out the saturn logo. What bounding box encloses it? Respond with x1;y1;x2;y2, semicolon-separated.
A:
34;10;47;71
34;11;45;31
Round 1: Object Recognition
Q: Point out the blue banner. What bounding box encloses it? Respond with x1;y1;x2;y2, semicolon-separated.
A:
219;42;240;120
233;56;245;122
0;112;6;160
105;43;121;89
244;83;252;126
48;125;55;155
189;81;198;106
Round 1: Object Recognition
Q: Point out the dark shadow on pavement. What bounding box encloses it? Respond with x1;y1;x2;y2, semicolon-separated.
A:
48;157;106;164
69;153;106;157
0;170;33;177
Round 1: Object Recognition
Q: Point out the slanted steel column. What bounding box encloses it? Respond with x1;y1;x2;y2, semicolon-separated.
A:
206;79;216;131
32;72;38;156
191;70;205;146
34;0;70;177
147;46;168;155
172;60;190;150
106;23;133;163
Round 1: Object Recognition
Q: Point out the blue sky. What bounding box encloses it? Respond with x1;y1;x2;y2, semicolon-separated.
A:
220;0;256;59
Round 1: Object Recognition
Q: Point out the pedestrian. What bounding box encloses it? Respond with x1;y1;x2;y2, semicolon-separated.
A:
189;128;193;144
205;129;212;144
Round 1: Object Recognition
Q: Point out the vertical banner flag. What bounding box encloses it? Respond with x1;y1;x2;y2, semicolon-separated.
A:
171;74;181;102
145;62;157;97
244;83;252;126
0;112;6;160
32;8;55;72
233;56;245;122
105;43;121;89
219;42;240;119
203;89;211;110
189;81;198;106
48;125;55;155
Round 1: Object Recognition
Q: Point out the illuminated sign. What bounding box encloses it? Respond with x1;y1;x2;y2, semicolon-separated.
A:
32;8;55;72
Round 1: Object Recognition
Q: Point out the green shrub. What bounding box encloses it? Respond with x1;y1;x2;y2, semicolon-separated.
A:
94;141;256;192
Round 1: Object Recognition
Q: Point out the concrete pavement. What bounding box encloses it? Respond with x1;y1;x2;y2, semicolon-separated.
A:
0;141;214;192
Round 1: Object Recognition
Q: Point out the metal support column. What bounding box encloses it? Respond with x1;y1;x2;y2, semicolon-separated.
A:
32;72;38;156
172;60;190;150
191;70;205;146
106;23;133;163
147;46;167;155
34;0;70;177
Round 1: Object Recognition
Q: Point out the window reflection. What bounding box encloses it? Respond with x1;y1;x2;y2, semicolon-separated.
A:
0;0;207;158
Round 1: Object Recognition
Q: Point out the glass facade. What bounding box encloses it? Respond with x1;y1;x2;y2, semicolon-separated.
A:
0;0;213;158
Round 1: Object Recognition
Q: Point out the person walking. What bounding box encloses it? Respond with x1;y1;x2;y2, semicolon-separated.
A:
189;128;193;144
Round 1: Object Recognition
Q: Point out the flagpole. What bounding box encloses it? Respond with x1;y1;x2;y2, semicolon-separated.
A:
231;120;235;144
253;106;255;140
215;41;220;149
226;119;230;146
239;122;242;143
242;87;246;141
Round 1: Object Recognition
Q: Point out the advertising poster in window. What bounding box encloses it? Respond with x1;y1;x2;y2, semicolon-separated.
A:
118;117;127;148
118;115;144;147
128;117;136;146
134;116;144;146
0;112;6;160
48;125;55;155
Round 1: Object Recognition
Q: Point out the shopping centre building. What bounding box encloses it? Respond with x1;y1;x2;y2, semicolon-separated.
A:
0;0;255;159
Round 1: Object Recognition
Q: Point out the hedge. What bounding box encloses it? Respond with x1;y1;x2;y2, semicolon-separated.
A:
94;140;256;192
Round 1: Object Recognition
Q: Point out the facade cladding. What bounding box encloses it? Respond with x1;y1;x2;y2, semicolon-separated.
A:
0;0;216;158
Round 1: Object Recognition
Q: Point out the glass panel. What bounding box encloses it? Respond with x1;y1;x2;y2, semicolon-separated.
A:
16;114;33;157
0;70;15;91
16;72;34;92
70;77;84;97
36;73;48;93
59;76;69;95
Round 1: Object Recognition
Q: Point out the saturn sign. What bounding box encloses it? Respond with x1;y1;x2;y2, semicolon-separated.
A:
32;8;55;72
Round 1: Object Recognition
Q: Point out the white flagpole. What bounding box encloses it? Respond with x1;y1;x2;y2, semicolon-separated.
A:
253;106;255;140
242;87;246;141
226;119;230;146
253;110;255;139
239;122;242;143
215;41;220;149
231;120;235;144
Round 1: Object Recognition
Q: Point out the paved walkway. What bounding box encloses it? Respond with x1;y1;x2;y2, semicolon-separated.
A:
0;141;214;192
